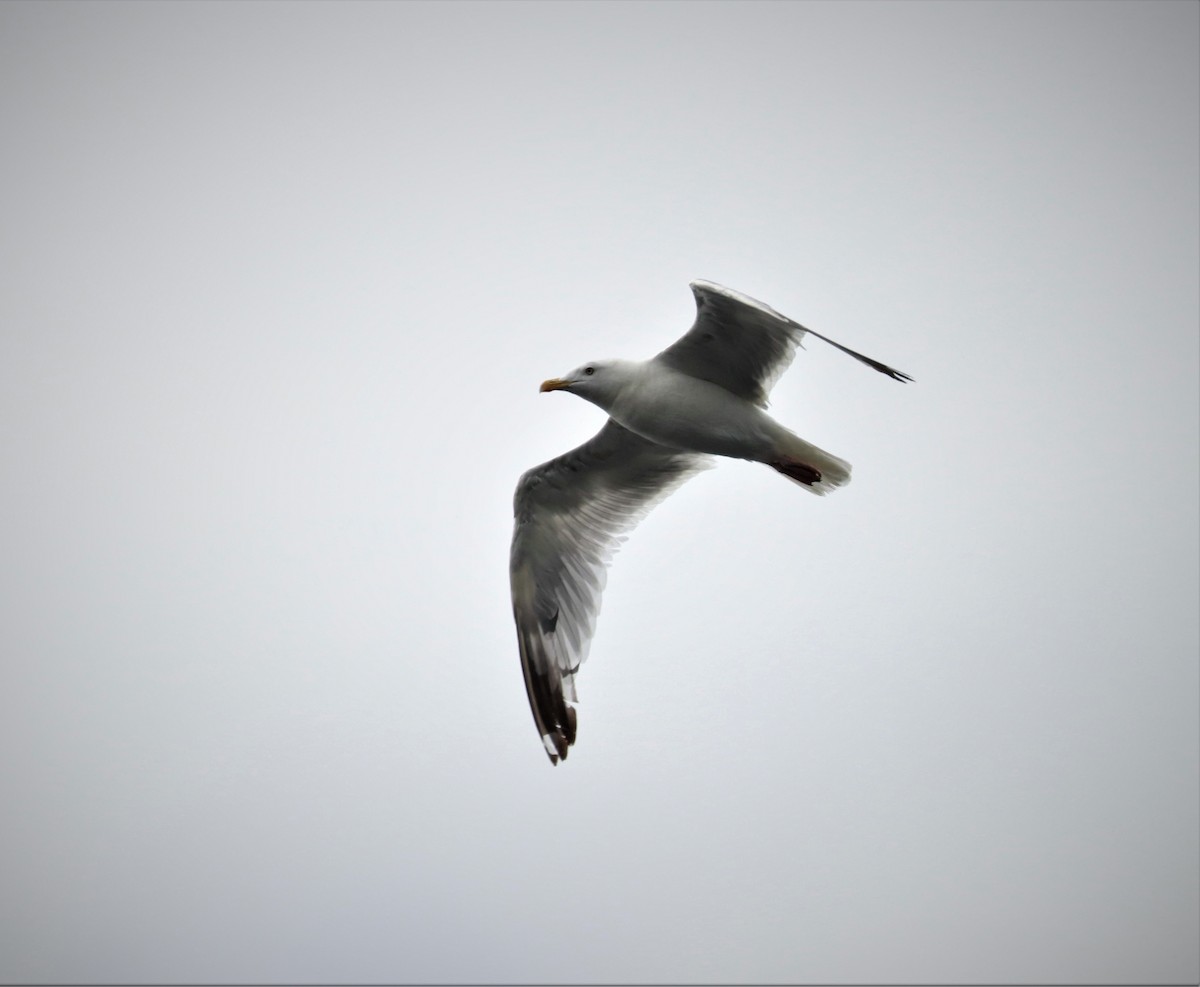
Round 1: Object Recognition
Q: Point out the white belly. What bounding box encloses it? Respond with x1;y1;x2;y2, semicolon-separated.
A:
609;369;781;461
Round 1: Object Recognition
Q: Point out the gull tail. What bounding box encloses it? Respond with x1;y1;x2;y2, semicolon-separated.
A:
768;434;851;496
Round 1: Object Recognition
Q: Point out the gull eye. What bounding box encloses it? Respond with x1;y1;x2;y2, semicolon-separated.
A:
584;366;595;376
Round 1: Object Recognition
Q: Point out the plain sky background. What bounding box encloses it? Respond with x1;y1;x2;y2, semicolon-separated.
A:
1;1;1197;984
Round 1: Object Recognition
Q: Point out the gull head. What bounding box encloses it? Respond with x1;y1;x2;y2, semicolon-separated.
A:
539;359;636;411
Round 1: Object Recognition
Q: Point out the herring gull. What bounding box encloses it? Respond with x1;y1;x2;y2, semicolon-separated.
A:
510;280;911;763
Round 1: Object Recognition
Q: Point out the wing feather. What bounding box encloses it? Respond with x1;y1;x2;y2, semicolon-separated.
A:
655;281;911;408
510;419;709;763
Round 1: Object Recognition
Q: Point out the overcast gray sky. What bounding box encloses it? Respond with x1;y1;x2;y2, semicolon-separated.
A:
2;1;1197;983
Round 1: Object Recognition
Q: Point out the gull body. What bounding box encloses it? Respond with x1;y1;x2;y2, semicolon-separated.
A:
511;280;911;764
542;357;849;489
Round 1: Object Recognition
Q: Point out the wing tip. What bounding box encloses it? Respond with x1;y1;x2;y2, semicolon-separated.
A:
516;621;579;765
540;702;576;765
689;279;915;384
878;364;915;383
542;733;567;765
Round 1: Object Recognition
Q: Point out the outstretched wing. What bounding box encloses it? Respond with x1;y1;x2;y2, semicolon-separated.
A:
655;280;912;408
510;419;710;763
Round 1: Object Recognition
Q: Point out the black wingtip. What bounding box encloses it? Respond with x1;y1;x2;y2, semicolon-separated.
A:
544;719;572;765
795;324;913;383
538;710;575;766
543;705;576;765
841;347;914;383
516;619;579;766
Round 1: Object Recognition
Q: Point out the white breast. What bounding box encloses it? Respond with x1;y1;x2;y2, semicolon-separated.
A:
610;363;780;461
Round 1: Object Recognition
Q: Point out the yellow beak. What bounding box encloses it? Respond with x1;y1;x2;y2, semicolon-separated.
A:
539;378;570;393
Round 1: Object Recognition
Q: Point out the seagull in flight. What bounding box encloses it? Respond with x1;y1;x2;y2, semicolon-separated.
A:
510;280;911;763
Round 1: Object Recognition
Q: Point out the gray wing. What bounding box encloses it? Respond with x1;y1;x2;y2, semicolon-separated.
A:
510;419;710;764
655;280;912;408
